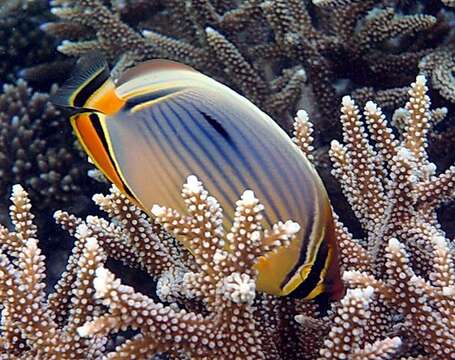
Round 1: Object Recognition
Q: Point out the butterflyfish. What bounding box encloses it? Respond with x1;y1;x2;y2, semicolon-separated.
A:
53;54;343;300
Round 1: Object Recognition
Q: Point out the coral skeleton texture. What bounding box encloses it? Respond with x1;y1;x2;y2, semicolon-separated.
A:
0;74;454;359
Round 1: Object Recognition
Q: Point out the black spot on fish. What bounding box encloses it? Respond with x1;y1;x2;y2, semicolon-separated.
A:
199;110;231;142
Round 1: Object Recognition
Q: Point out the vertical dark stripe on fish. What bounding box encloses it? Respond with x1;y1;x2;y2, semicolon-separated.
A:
139;105;193;207
279;204;315;290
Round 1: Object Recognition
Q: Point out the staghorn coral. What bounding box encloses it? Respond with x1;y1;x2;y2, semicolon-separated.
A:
0;177;310;358
78;179;301;359
0;74;453;358
1;178;404;359
0;79;100;222
419;48;455;103
329;75;455;275
0;185;107;358
295;75;455;358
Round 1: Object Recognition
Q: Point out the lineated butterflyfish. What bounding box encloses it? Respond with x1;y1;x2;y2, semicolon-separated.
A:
52;54;344;301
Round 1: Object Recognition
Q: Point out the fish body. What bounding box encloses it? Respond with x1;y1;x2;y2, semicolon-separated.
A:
53;55;343;300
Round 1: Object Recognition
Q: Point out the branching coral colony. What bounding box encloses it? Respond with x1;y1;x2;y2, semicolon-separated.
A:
0;75;454;358
320;76;455;359
0;80;97;223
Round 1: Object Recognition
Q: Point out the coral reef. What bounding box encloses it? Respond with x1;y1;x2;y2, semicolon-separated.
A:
0;75;453;359
0;80;100;222
0;0;106;224
0;185;107;358
0;1;455;358
420;47;455;104
2;0;455;220
0;179;303;358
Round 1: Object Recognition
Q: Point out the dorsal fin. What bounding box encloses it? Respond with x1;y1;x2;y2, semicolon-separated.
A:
116;59;196;87
51;53;110;110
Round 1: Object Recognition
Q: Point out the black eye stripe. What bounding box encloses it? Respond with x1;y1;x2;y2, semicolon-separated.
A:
89;113;109;152
88;113;135;198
